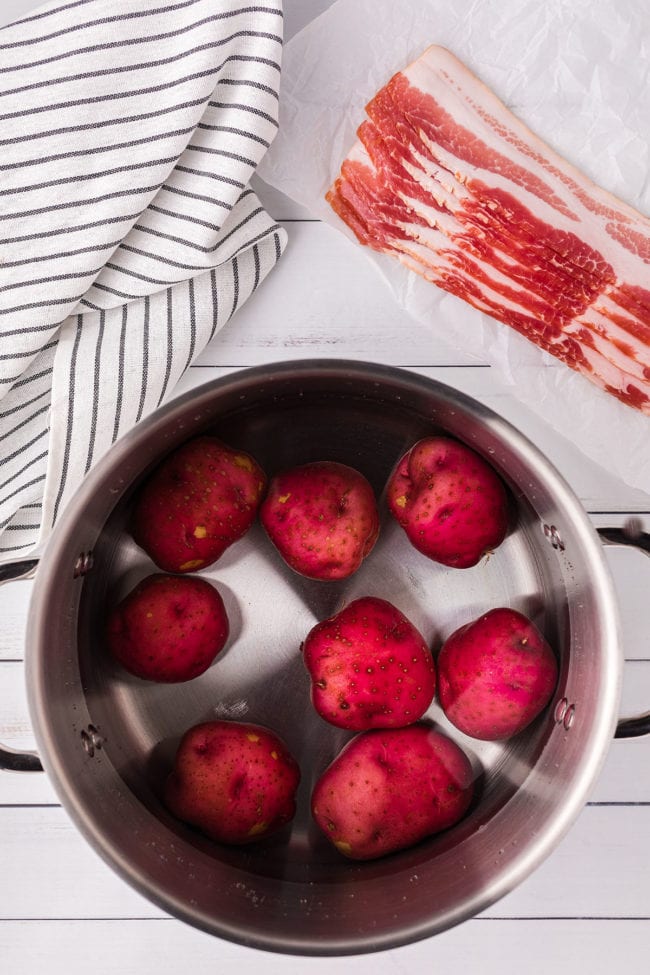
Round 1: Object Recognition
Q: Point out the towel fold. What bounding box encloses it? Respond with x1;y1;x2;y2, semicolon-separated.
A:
0;0;287;559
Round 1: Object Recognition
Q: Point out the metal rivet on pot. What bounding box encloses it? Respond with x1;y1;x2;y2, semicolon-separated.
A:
73;551;94;578
543;524;565;551
80;724;104;758
563;704;576;730
554;698;568;723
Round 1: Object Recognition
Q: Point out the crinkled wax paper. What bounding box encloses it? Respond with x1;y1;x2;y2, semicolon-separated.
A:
258;0;650;493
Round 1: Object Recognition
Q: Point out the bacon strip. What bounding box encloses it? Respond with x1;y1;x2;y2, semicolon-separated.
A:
326;46;650;414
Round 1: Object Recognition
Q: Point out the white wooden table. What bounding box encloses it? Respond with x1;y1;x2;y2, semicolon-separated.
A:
1;1;649;971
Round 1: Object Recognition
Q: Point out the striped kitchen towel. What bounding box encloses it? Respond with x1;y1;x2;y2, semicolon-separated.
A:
0;0;287;560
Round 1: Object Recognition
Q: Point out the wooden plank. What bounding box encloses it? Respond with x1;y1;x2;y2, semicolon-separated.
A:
1;514;647;809
0;805;648;921
0;917;647;975
0;806;161;920
486;804;650;920
0;579;31;662
0;665;32;753
0;770;57;808
195;222;481;368
1;662;647;806
1;659;649;804
591;518;650;665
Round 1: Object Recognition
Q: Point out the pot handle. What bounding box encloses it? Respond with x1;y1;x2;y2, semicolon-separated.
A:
0;558;43;772
597;520;650;740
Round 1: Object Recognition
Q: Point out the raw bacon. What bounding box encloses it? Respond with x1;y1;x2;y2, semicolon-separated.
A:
326;46;650;414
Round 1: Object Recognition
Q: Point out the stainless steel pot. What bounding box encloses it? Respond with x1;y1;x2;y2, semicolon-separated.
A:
1;360;648;955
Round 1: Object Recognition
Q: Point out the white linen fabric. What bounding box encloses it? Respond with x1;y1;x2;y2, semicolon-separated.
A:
0;0;287;559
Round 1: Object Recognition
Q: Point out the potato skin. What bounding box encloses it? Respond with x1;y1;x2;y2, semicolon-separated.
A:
131;436;266;573
259;461;380;580
311;724;474;860
387;436;508;568
437;608;559;740
106;573;229;682
302;596;436;731
164;721;301;845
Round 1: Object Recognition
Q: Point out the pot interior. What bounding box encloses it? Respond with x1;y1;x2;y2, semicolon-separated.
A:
29;362;620;954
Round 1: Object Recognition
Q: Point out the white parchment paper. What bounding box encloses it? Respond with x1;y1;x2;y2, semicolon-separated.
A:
259;0;650;492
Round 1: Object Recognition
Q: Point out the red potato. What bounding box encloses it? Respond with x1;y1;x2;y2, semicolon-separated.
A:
106;573;229;682
131;436;266;573
386;436;509;568
302;596;436;730
437;607;559;740
165;721;300;845
311;724;474;860
259;461;379;580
